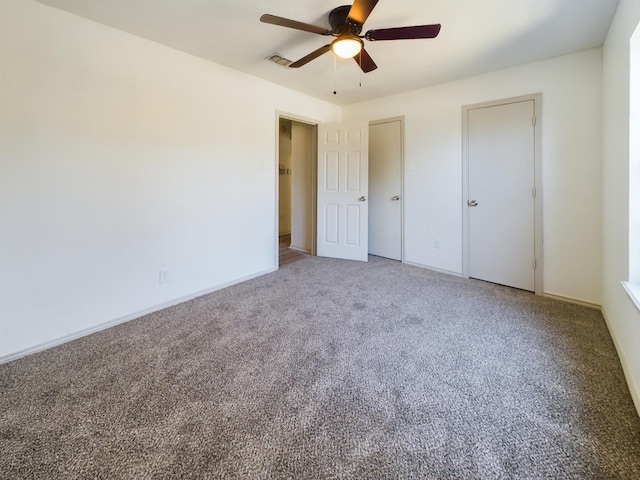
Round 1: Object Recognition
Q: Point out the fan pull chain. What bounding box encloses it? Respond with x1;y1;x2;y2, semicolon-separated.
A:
333;55;337;95
359;53;362;87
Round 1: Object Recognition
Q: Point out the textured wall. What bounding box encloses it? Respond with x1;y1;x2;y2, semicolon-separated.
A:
0;0;340;359
343;49;603;305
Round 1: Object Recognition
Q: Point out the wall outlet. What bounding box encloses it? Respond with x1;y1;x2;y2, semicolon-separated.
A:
159;268;170;284
434;239;441;249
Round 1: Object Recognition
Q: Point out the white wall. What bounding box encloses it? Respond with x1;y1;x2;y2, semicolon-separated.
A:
602;0;640;413
0;0;340;360
343;49;603;306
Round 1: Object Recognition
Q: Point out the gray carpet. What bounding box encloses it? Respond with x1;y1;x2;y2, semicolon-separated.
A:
1;255;640;479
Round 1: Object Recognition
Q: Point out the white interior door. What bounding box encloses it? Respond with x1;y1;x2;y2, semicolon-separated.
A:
369;120;402;260
468;100;535;291
317;121;368;262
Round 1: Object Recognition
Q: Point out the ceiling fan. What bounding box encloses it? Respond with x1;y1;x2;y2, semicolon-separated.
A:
260;0;441;73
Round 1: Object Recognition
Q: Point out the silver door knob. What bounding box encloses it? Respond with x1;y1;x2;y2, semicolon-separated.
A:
358;196;367;202
468;200;478;207
391;196;400;201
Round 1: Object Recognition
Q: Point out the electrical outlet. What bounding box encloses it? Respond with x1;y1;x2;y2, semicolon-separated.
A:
434;240;441;249
159;268;170;284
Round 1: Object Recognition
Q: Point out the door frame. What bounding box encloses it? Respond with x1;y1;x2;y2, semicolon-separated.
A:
369;116;405;262
461;93;543;294
274;111;319;268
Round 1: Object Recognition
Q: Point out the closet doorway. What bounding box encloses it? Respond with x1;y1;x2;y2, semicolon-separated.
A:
278;117;317;266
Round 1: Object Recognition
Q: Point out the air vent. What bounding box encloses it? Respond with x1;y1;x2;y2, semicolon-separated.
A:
266;53;292;67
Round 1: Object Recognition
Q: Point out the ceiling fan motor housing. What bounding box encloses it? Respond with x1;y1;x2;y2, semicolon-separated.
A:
329;5;363;35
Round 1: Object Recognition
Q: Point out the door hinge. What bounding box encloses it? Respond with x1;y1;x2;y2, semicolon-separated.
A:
532;115;537;126
532;187;537;198
533;258;537;269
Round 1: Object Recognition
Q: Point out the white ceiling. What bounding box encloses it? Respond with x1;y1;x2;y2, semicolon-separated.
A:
36;0;619;106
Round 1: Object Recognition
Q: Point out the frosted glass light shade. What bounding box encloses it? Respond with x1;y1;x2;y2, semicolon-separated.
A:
331;36;363;59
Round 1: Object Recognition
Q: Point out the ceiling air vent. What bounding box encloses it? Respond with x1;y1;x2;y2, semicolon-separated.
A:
266;53;292;67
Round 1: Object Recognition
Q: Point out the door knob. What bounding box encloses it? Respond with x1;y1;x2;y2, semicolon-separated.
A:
358;196;367;202
468;200;478;207
391;196;400;201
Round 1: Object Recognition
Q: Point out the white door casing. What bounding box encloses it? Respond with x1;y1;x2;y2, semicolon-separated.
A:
465;98;539;292
369;119;403;261
317;121;369;262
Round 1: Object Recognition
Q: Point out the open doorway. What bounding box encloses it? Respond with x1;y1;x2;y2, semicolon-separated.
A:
277;117;317;266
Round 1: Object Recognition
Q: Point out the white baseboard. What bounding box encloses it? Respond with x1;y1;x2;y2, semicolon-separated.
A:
0;267;276;365
542;292;602;309
402;260;464;277
402;262;602;310
289;245;311;254
600;307;640;417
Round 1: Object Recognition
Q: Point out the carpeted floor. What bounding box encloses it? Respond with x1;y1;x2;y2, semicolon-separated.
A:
1;255;639;479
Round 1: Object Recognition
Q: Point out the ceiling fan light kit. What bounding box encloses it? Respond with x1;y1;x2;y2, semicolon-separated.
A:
331;35;363;59
260;0;441;74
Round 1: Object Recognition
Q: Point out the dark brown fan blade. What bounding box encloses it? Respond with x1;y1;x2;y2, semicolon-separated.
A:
347;0;379;25
289;44;332;68
353;48;377;73
365;24;441;41
260;14;332;36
